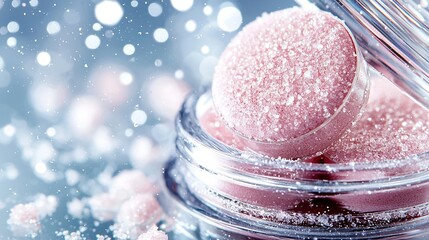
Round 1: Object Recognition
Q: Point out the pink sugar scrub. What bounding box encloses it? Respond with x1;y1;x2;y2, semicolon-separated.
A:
212;7;369;159
325;76;429;163
319;76;429;213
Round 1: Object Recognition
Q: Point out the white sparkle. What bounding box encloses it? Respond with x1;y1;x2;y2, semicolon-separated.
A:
153;28;169;43
7;21;19;33
119;72;133;85
201;45;210;54
185;20;197;32
46;127;56;137
148;2;162;17
35;162;47;174
130;0;138;7
46;21;61;35
131;110;147;127
123;44;135;55
93;23;102;31
170;0;193;11
37;52;51;66
95;0;124;26
29;0;38;7
3;124;16;137
85;35;101;49
174;69;184;79
217;6;242;32
7;37;17;48
203;5;213;16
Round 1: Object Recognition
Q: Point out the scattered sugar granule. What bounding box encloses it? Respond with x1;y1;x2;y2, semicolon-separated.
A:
7;203;41;237
326;76;429;162
89;169;157;222
63;230;84;240
212;8;357;142
137;225;168;240
113;194;163;240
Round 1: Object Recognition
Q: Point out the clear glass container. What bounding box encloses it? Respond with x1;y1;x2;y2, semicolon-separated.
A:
160;87;429;239
160;1;429;239
309;0;429;109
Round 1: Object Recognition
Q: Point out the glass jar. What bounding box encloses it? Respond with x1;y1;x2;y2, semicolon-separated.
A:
160;86;429;239
160;1;429;239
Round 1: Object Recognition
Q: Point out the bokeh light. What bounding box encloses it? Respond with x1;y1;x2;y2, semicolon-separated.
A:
0;0;294;239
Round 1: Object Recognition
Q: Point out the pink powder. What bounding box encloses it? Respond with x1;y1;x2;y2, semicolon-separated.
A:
212;7;364;158
326;76;429;162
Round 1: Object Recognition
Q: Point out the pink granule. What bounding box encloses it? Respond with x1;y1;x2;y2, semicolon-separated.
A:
137;225;168;240
7;194;58;237
88;169;158;222
212;8;357;143
7;203;41;237
326;76;429;162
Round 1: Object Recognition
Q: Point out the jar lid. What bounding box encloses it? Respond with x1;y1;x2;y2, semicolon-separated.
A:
307;0;429;109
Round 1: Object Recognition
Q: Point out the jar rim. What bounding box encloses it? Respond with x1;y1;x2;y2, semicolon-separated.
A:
176;89;429;190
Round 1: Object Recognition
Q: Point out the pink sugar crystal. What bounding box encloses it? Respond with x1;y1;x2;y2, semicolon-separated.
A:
326;76;429;162
113;194;163;239
7;203;41;237
212;8;364;158
137;225;168;240
88;193;124;222
7;194;58;237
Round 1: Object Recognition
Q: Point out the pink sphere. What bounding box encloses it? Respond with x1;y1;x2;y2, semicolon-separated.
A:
212;8;367;158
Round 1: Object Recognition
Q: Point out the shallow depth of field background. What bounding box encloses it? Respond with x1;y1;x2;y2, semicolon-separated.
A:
0;0;294;239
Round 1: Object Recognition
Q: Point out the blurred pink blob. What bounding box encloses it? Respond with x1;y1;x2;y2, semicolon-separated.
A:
7;194;58;237
7;203;41;237
89;170;158;222
110;170;157;198
90;65;132;106
29;82;70;119
88;193;124;222
128;136;162;169
146;75;190;120
66;95;106;138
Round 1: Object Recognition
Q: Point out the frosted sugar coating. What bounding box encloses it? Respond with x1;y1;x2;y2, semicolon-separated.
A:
212;8;357;142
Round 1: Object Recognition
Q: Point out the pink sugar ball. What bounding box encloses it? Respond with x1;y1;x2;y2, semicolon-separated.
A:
212;8;365;158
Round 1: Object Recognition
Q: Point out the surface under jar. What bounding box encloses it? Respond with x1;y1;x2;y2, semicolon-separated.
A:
160;89;429;240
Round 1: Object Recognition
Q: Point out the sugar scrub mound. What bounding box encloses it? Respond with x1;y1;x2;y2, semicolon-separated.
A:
212;8;368;158
326;76;429;162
